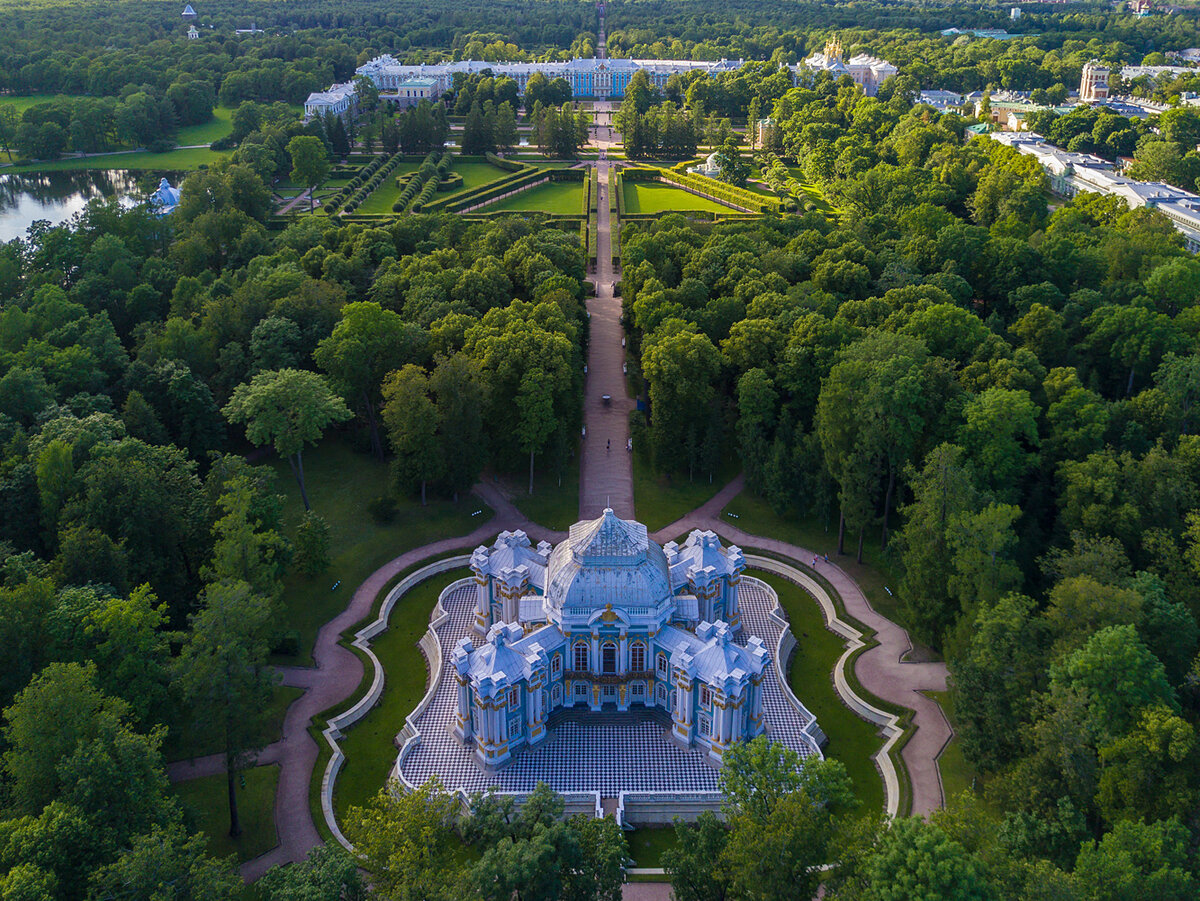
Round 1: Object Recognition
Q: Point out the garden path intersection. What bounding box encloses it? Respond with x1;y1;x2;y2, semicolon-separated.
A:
167;185;952;880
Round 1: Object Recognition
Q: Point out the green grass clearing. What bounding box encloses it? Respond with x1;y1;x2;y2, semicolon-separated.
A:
926;690;978;804
632;452;739;534
0;93;86;113
262;437;491;665
761;570;886;814
626;826;677;867
622;181;735;215
483;179;584;214
333;569;466;822
443;160;514;197
2;145;228;173
172;764;279;863
502;450;580;531
175;106;235;146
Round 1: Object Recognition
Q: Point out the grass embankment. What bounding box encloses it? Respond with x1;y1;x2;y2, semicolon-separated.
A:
332;569;466;822
263;437;491;664
621;181;733;215
483;179;584;214
626;826;677;868
352;163;419;213
175;105;235;145
632;453;739;534
761;570;887;814
171;764;280;863
926;690;976;803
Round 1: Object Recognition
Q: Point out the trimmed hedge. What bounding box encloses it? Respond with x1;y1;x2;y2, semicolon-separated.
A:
656;168;778;213
486;152;526;172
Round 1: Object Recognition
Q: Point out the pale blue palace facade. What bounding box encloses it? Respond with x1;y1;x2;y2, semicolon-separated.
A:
451;510;769;769
356;55;744;100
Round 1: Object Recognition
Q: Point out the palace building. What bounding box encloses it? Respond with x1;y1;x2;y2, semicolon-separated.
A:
798;36;898;97
450;510;771;770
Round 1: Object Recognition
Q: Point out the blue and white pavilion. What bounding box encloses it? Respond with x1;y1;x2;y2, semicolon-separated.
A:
451;509;768;770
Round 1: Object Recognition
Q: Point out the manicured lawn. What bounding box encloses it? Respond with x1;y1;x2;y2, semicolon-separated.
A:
447;160;513;196
484;179;584;214
355;164;420;214
2;145;228;173
166;685;303;762
927;690;977;804
722;491;908;632
172;764;279;863
762;571;886;815
627;826;677;866
502;451;581;531
176;105;234;146
262;437;491;664
0;93;84;113
333;570;466;821
622;181;735;215
632;453;739;534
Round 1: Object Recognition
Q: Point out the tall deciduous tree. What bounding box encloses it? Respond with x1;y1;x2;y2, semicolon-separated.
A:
381;364;441;505
222;368;352;511
176;579;278;838
430;353;488;501
314;301;427;462
287;135;330;212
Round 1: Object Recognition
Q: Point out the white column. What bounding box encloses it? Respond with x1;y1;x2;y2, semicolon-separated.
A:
618;631;628;674
456;676;473;740
591;632;600;674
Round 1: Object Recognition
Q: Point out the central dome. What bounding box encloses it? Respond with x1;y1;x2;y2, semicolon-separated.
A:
544;509;672;620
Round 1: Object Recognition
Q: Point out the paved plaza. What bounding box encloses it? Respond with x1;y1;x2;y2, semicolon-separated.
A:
397;578;819;796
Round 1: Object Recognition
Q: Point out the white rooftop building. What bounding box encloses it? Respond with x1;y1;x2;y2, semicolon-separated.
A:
451;510;806;770
149;178;181;215
990;131;1200;251
303;82;358;121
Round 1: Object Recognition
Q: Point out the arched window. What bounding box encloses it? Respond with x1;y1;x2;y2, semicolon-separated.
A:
573;642;589;672
656;652;668;676
509;687;520;707
630;642;646;672
551;654;562;676
552;684;562;706
602;641;617;674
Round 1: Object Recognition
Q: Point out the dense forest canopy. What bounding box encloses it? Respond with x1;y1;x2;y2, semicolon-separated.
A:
1;0;1200;897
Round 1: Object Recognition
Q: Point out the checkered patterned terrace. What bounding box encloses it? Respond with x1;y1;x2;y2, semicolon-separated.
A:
396;578;819;796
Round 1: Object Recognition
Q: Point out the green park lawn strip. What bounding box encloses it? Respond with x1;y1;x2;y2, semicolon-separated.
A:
483;179;584;214
445;160;513;196
626;826;677;867
632;453;739;533
621;181;735;215
175;105;235;146
502;452;581;531
760;570;886;814
263;437;491;665
171;764;279;863
332;569;466;821
926;690;978;804
3;145;228;173
0;93;84;113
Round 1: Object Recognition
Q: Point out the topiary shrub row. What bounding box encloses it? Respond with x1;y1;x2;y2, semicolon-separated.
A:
485;151;526;172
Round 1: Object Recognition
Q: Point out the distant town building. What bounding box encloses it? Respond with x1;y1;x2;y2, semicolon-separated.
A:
797;37;898;97
1169;48;1200;64
1129;0;1153;16
386;77;438;108
356;55;743;100
1080;61;1110;102
181;4;196;19
187;25;199;40
918;89;964;110
1011;7;1022;19
304;82;358;121
1120;64;1194;81
991;131;1200;251
940;27;1019;40
235;22;264;35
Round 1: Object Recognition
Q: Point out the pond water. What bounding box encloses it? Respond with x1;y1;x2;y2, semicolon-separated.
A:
0;169;177;243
